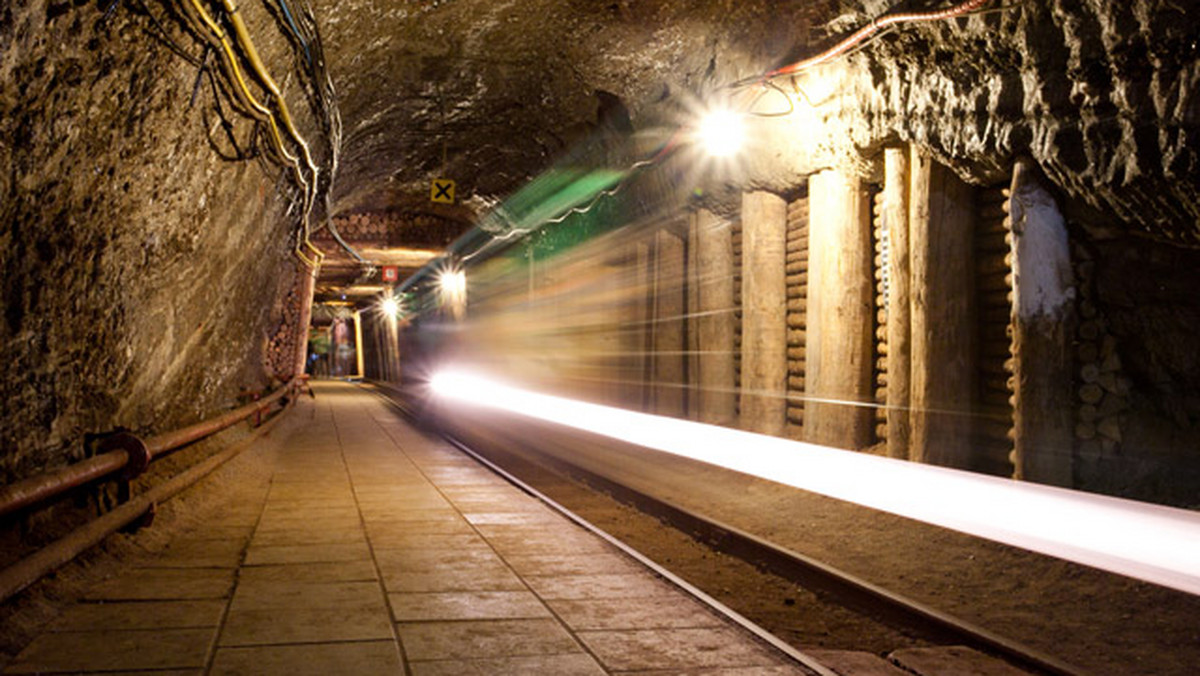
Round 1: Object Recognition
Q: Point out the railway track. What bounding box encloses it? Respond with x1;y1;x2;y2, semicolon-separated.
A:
370;384;1087;676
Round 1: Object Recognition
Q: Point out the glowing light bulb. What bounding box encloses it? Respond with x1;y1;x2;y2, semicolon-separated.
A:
697;108;744;157
380;296;400;319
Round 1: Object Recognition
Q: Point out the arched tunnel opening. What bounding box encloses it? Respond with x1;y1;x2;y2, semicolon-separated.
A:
3;1;1200;673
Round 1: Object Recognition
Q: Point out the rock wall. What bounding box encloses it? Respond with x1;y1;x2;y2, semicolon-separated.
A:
0;1;324;483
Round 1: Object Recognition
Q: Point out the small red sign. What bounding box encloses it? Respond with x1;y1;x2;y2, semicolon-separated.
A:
382;266;399;283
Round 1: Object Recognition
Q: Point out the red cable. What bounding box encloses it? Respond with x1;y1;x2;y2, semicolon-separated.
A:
763;0;992;80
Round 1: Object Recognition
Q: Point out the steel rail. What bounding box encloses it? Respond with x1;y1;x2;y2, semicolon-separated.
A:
369;383;1087;676
0;379;297;521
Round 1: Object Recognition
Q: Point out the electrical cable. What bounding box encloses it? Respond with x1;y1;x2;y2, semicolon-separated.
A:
733;0;993;88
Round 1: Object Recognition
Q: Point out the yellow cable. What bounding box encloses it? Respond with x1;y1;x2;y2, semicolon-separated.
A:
181;0;319;262
219;0;319;207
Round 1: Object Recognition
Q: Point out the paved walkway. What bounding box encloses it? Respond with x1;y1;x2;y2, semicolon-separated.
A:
8;382;809;675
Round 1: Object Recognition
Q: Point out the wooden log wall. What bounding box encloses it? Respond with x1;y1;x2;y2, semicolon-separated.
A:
908;151;977;468
872;188;888;447
266;264;304;380
731;218;743;420
651;228;686;417
805;170;875;449
693;210;737;426
740;192;789;436
975;185;1017;476
317;211;463;248
1071;243;1130;475
785;196;808;439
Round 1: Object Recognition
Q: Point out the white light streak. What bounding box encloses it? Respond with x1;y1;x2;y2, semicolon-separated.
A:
431;368;1200;597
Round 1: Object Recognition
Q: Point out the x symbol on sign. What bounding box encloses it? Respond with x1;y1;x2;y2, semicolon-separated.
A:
434;183;452;199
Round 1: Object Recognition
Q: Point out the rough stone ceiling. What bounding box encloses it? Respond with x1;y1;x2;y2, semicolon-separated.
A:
315;0;826;216
304;0;1200;250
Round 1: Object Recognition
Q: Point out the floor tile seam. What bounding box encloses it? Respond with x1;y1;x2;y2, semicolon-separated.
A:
217;634;396;650
362;390;618;674
202;397;314;676
332;393;419;676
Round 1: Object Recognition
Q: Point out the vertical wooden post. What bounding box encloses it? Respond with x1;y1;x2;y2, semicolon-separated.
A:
1009;160;1076;486
740;191;788;436
909;149;977;468
652;228;686;417
694;209;737;425
292;261;318;379
884;148;913;459
353;310;366;378
805;170;874;449
634;241;652;411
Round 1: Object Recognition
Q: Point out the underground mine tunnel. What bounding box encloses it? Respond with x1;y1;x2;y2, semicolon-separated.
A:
3;0;1200;674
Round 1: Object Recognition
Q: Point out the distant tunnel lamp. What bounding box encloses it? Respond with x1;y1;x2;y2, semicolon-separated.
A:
696;108;744;157
380;296;401;319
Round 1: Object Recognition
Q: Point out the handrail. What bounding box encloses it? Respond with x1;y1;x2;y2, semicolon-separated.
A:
0;379;299;521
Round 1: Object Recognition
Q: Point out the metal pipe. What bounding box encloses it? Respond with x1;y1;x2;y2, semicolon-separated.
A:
0;380;296;521
143;380;293;459
0;399;293;603
0;452;129;521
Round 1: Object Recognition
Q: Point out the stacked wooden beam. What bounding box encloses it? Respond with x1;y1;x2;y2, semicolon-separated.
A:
785;196;808;437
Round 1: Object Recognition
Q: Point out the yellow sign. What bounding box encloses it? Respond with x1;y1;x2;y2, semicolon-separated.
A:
431;179;455;204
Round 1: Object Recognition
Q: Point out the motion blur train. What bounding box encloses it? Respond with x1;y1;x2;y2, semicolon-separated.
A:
351;121;1200;601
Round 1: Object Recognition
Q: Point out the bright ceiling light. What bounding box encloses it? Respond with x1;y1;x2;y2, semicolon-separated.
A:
697;108;744;157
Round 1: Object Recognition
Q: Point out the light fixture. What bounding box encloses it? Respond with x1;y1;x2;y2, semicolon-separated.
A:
380;295;400;319
696;108;744;157
437;268;468;320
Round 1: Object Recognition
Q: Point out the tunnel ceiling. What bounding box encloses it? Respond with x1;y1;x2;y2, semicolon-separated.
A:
309;0;1200;248
315;0;825;216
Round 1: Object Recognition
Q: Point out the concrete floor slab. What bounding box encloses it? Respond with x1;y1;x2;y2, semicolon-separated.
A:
381;567;528;593
372;545;503;570
86;567;235;600
389;590;551;621
504;553;644;576
229;580;386;611
365;518;475;535
236;560;379;583
366;531;488;550
357;508;462;523
523;573;681;600
243;541;372;565
209;640;402;676
485;533;616;556
396;619;583;661
409;653;608;675
546;596;725;631
462;511;564;525
46;600;226;632
7;628;214;673
577;626;791;671
147;538;247;568
250;526;368;546
219;607;394;646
